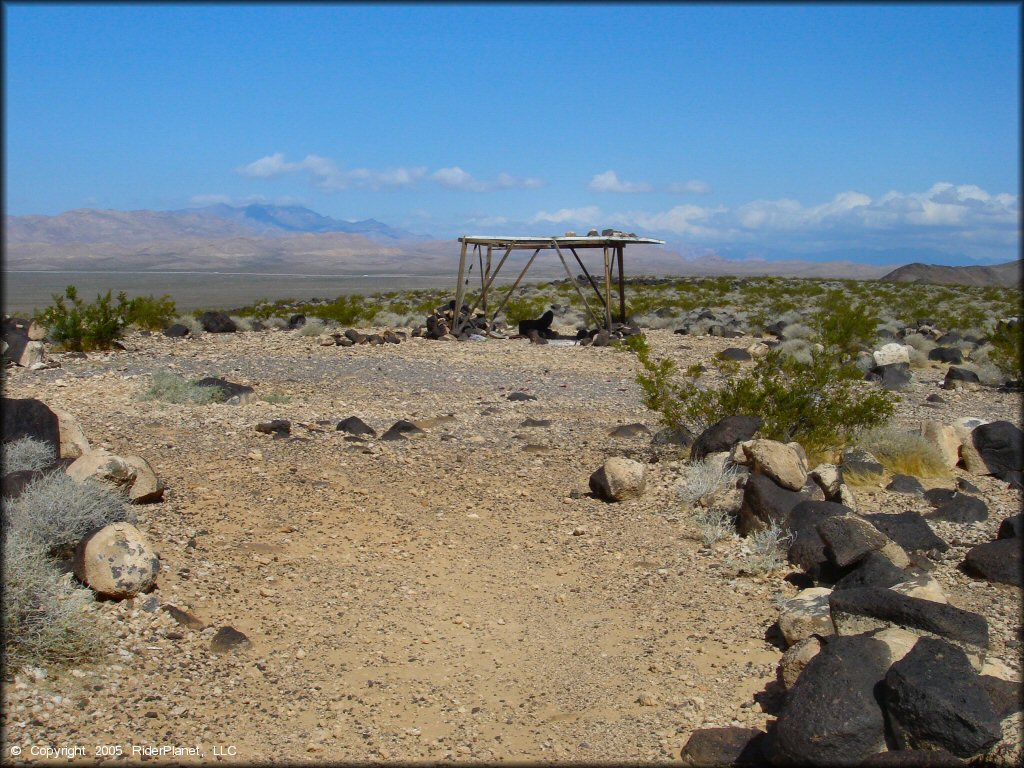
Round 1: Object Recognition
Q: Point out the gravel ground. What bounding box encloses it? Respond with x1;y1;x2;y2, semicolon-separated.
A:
2;326;1020;764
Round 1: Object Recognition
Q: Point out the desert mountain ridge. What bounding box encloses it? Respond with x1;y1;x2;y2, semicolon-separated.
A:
4;204;1016;284
879;260;1022;288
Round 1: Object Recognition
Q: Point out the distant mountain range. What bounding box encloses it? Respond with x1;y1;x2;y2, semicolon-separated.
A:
3;204;1016;285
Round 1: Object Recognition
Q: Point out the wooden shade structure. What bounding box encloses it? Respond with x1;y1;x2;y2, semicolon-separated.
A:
451;233;664;335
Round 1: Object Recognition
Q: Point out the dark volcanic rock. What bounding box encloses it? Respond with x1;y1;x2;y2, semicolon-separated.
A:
865;512;948;554
928;346;964;364
817;513;889;568
956;477;980;494
521;418;553;428
2;317;30;364
2;397;60;454
679;727;766;767
691;415;761;461
925;494;988;524
859;749;965;766
737;474;806;537
886;475;925;495
717;347;752;362
162;323;190;337
1;469;49;501
210;626;252;654
833;551;909;591
997;513;1023;539
923;488;959;508
971;420;1023;477
829;588;988;658
608;423;650;438
866;362;912;390
336;416;376;437
942;366;980;388
962;539;1023;586
192;377;254;403
881;636;1001;757
506;391;537;402
255;420;291;435
198;311;237;333
785;501;849;580
979;675;1024;720
380;420;424;441
287;314;306;329
652;425;694;449
763;635;891;766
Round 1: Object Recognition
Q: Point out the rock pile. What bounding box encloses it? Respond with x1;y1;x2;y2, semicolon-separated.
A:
413;301;492;340
2;316;57;370
319;328;407;347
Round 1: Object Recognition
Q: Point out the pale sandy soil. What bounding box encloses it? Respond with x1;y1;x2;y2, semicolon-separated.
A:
2;327;1021;764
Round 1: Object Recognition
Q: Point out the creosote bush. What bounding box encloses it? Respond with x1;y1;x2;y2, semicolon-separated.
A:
3;471;134;558
143;371;226;405
33;286;177;350
2;437;57;473
2;531;99;669
632;335;895;455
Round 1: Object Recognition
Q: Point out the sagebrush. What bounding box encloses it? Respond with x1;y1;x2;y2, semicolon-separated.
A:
2;437;57;473
143;371;226;405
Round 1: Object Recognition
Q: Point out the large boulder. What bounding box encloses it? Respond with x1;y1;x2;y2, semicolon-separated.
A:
953;418;989;474
122;455;165;504
51;408;91;459
742;439;808;491
865;363;912;390
336;416;376;437
918;421;961;471
873;343;912;367
942;366;981;390
737;474;806;536
962;539;1023;587
997;514;1023;539
66;448;137;491
19;341;46;368
832;550;909;592
778;635;822;690
777;587;835;647
73;522;159;599
691;416;761;461
589;457;646;502
2;397;60;455
198;311;236;333
881;636;1002;757
786;501;848;581
829;587;988;669
818;514;889;568
763;635;891;766
2;317;30;365
679;727;765;767
928;346;964;364
971;420;1023;479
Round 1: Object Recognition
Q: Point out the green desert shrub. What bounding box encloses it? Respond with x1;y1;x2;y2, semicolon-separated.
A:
310;295;378;325
502;296;550;325
118;292;176;331
35;286;123;352
3;471;134;558
143;371;226;405
2;531;100;669
632;336;895;455
984;321;1023;379
814;290;878;356
856;426;949;478
2;437;57;473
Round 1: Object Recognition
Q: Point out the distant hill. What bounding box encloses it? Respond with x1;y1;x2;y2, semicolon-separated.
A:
880;260;1022;287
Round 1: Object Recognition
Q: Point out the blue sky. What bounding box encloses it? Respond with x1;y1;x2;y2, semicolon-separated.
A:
4;3;1020;263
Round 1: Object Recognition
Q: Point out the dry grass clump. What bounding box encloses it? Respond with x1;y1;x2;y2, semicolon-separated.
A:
678;458;739;506
172;315;204;336
2;437;57;473
229;315;253;332
902;333;936;353
777;338;813;365
263;315;290;330
735;522;792;575
2;531;99;669
3;471;135;557
857;426;950;478
781;323;815;340
143;371;226;405
297;317;328;336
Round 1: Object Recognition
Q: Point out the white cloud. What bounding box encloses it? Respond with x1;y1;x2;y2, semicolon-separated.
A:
587;170;652;194
531;206;601;224
236;153;426;191
432;166;544;192
666;180;712;195
606;182;1018;260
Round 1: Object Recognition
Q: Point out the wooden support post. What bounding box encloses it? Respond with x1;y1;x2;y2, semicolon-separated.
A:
465;243;513;320
482;245;493;314
551;240;604;328
603;245;613;330
617;245;626;323
490;248;541;326
452;238;469;335
569;247;607;309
